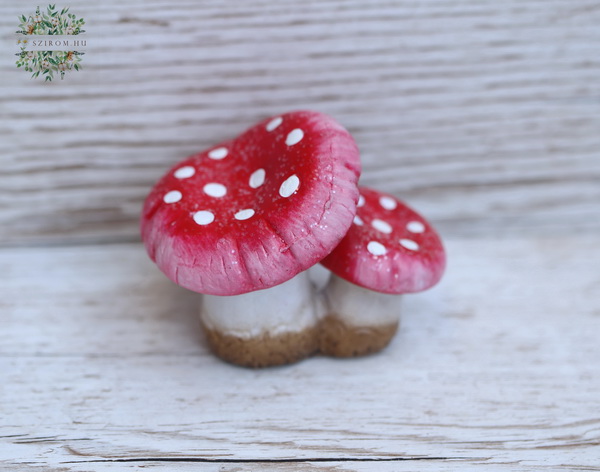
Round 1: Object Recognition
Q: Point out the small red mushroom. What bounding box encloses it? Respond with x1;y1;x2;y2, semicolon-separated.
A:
141;111;361;367
319;187;446;357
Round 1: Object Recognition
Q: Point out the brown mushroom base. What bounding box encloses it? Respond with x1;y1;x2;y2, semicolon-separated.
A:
202;325;320;368
318;315;399;357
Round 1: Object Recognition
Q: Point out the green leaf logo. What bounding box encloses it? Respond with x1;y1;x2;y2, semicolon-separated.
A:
15;5;86;81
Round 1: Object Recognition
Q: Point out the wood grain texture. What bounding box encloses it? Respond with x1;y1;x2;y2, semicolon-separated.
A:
1;237;599;470
1;0;600;245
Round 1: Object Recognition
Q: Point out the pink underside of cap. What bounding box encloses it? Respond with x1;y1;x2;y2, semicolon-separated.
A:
141;110;361;295
321;187;446;294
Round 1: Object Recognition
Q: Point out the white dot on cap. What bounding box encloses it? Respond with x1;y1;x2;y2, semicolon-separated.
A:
163;190;182;204
279;174;300;197
400;239;420;251
234;209;255;221
353;215;364;226
379;196;397;210
249;168;266;188
193;210;214;225
357;195;365;207
174;166;195;179
407;221;425;233
371;219;392;234
285;129;304;146
208;147;228;160
266;116;283;132
203;183;227;198
367;241;387;256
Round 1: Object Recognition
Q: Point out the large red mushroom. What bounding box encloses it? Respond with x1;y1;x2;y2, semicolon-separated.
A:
141;111;361;367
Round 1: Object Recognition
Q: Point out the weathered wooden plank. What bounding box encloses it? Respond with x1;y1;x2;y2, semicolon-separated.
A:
1;0;600;244
1;237;599;469
0;460;567;472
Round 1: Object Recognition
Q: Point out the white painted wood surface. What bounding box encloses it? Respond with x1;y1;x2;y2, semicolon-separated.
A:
1;0;600;245
2;237;599;470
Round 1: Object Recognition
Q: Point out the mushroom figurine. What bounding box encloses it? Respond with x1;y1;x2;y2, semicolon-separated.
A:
141;111;361;367
319;187;446;357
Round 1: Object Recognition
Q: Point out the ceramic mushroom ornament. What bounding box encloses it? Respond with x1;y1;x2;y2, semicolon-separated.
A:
319;187;446;357
141;111;361;367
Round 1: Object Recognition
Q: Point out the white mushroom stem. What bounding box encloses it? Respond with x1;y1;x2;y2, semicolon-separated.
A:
200;272;320;367
319;274;401;357
322;274;402;326
201;273;318;338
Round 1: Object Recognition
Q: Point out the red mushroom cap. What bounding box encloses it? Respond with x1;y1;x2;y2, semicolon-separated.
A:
321;187;446;294
141;111;361;296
